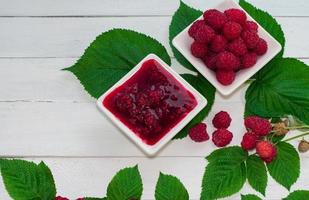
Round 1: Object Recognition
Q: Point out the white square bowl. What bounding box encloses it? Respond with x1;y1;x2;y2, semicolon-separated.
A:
172;0;282;96
96;54;207;156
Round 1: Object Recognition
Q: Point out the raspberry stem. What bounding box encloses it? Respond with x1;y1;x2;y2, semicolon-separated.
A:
285;125;309;130
282;131;309;142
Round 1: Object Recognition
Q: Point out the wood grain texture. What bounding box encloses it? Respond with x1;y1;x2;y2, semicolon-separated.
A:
0;17;308;58
0;0;308;16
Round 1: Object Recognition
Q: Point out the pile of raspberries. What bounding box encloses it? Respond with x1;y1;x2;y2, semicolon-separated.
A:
188;8;268;85
189;111;233;147
189;112;277;163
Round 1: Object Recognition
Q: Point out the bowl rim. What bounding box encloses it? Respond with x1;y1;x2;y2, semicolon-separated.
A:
172;0;282;96
96;53;207;156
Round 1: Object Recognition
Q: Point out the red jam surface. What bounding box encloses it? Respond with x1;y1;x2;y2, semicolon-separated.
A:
103;59;198;145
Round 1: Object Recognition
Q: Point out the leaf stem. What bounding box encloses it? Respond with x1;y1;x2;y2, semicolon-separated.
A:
282;131;309;142
285;125;309;130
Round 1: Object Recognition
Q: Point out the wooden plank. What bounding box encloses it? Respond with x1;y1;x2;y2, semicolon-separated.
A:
0;17;308;58
0;157;308;199
1;99;308;157
0;0;308;17
0;58;308;102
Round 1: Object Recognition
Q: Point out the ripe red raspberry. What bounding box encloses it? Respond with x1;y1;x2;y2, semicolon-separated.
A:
256;141;277;163
191;41;207;58
243;21;258;33
189;123;209;142
227;38;248;56
241;52;257;69
212;111;232;129
254;38;268;55
244;116;272;136
188;20;205;37
223;21;242;40
241;132;259;150
224;8;247;24
216;51;240;70
203;9;228;30
210;35;227;53
242;30;259;49
55;197;69;200
202;52;217;70
212;129;233;147
216;70;236;85
194;25;215;44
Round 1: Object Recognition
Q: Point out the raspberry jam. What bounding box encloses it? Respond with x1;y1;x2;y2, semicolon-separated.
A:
103;59;198;145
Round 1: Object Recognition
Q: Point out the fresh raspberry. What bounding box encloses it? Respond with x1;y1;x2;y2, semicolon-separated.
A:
203;9;228;30
256;141;277;163
212;111;232;129
241;52;257;69
210;35;227;53
223;21;242;40
241;132;259;150
202;52;217;70
55;197;69;200
189;123;209;142
227;38;248;56
254;38;268;55
244;116;272;136
194;25;215;44
191;41;207;58
212;129;233;147
188;20;205;38
216;70;236;85
243;21;258;33
224;8;247;24
216;51;240;70
242;30;259;49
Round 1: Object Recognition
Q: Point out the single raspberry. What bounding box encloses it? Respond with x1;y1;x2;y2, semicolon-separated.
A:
223;21;242;40
194;25;215;44
116;94;135;111
216;51;240;70
241;132;259;150
242;30;259;49
210;35;227;52
254;38;268;55
273;122;289;135
203;9;228;30
212;111;232;129
216;70;236;85
188;20;205;38
55;197;69;200
143;111;159;131
241;52;257;69
256;141;277;163
148;89;164;105
227;38;248;56
136;93;149;107
191;41;207;58
244;116;272;136
224;8;247;24
243;21;258;33
189;123;209;142
202;52;217;70
212;129;233;147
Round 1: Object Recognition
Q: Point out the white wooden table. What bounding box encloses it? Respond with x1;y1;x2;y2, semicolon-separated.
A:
0;0;309;199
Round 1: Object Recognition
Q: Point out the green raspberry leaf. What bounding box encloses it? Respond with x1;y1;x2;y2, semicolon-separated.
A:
155;173;189;200
174;74;215;139
64;29;171;98
267;142;300;190
106;165;143;200
241;194;262;200
169;1;202;71
283;190;309;200
201;147;247;200
245;58;309;125
0;159;56;200
246;155;267;196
